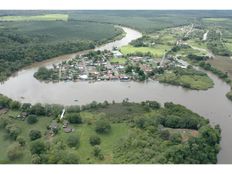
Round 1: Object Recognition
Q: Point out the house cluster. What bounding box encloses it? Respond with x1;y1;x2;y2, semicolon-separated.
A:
16;112;28;120
48;119;74;136
159;54;188;69
129;56;157;74
51;50;132;82
47;50;189;83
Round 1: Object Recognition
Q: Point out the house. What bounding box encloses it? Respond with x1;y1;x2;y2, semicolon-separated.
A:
49;120;59;130
79;74;88;80
64;127;74;133
48;120;59;136
63;120;69;128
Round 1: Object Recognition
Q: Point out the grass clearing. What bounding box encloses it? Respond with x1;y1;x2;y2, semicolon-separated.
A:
176;47;208;57
187;39;208;50
53;122;129;164
110;57;127;64
120;44;171;58
158;71;214;90
208;56;232;79
165;128;199;142
202;18;230;22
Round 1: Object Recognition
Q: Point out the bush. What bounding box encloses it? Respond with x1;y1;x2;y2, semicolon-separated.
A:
66;113;82;124
29;130;42;141
95;119;111;134
67;135;80;148
30;140;46;155
160;130;170;140
7;143;23;161
170;133;182;144
5;124;21;140
21;103;31;112
92;145;104;160
27;115;38;124
17;136;26;146
9;101;21;110
31;154;42;164
62;153;80;164
89;135;101;146
30;103;46;116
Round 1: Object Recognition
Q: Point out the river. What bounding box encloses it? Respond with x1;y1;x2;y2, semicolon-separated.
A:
0;26;232;164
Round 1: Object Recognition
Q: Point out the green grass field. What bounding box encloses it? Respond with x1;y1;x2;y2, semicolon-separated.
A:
65;123;129;163
202;18;230;22
176;47;208;58
110;57;127;64
187;39;208;50
120;44;171;58
158;71;214;90
0;14;69;21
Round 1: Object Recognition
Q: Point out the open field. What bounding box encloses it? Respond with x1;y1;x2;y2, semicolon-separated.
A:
202;18;230;22
187;39;208;49
159;72;214;90
208;56;232;79
110;57;127;64
0;14;69;21
120;44;171;58
176;47;208;57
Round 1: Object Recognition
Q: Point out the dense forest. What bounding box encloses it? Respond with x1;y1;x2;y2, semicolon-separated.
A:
0;20;123;82
0;94;221;164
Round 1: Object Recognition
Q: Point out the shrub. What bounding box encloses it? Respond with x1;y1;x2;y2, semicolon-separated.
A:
67;135;80;148
160;130;170;140
89;135;101;146
95;119;111;134
92;145;104;160
9;101;21;110
17;136;26;146
29;130;42;141
5;124;21;140
30;140;46;155
31;154;42;164
27;115;38;124
62;153;80;164
7;143;23;161
66;113;82;124
30;103;46;116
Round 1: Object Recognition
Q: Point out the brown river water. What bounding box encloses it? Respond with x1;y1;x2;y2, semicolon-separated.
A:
0;26;232;163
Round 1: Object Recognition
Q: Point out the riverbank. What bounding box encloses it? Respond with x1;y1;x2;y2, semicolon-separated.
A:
0;94;221;164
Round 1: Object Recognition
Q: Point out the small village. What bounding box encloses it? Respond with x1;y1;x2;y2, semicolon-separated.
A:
38;48;188;83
